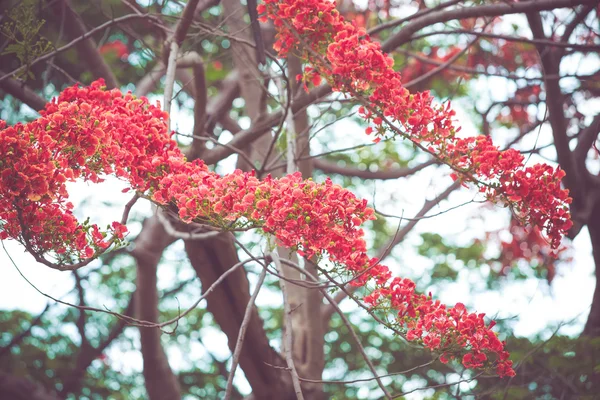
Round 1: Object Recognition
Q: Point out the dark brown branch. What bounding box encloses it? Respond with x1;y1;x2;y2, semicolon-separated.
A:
383;0;597;51
410;28;600;52
222;0;269;171
0;74;47;111
201;84;332;165
73;271;90;349
526;12;586;215
0;372;60;400
247;0;267;65
314;158;436;180
173;0;201;46
174;52;207;160
131;216;181;400
0;13;155;84
185;234;289;398
574;114;600;166
561;3;597;46
368;0;463;36
47;0;119;88
0;304;51;359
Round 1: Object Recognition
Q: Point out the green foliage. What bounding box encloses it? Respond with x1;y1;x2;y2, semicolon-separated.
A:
1;0;52;80
417;233;487;284
474;335;600;399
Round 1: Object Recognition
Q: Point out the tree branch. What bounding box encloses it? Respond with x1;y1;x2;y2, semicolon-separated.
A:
0;74;46;111
0;13;155;85
271;252;305;400
224;268;267;399
383;0;596;52
574;114;600;166
130;216;181;400
184;234;288;398
315;158;436;180
47;0;119;88
527;11;588;229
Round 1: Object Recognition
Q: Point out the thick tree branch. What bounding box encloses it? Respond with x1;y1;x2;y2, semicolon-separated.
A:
561;4;596;46
0;372;60;400
322;180;461;322
368;0;463;36
184;235;288;398
574;114;600;167
383;0;596;51
202;84;332;165
47;0;119;88
527;12;588;229
130;216;181;400
222;0;269;171
0;75;46;111
583;200;600;336
315;158;436;180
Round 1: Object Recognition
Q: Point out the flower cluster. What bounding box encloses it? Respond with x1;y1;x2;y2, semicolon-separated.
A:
258;0;572;250
0;79;179;260
494;218;571;284
0;79;515;377
99;40;129;60
365;285;512;375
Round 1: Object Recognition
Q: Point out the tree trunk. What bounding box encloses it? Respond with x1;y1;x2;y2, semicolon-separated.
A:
0;372;60;400
132;216;181;400
184;235;293;399
584;199;600;336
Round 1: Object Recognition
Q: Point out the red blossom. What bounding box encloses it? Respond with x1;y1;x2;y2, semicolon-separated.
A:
0;0;574;379
0;79;515;376
260;0;571;252
99;40;129;59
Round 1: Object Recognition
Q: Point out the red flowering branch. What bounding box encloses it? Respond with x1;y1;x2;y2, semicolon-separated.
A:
0;79;516;377
258;0;572;251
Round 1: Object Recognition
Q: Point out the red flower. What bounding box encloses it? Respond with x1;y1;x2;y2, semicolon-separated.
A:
99;41;129;59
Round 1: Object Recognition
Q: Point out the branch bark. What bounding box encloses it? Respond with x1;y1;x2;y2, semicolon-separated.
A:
383;0;596;52
47;0;119;88
130;216;181;400
321;180;461;323
583;198;600;336
184;235;289;399
222;0;268;171
0;74;46;111
314;158;436;180
0;372;60;400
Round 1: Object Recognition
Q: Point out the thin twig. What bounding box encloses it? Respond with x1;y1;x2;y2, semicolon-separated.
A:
0;14;158;84
290;258;394;399
224;268;267;399
163;40;179;129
